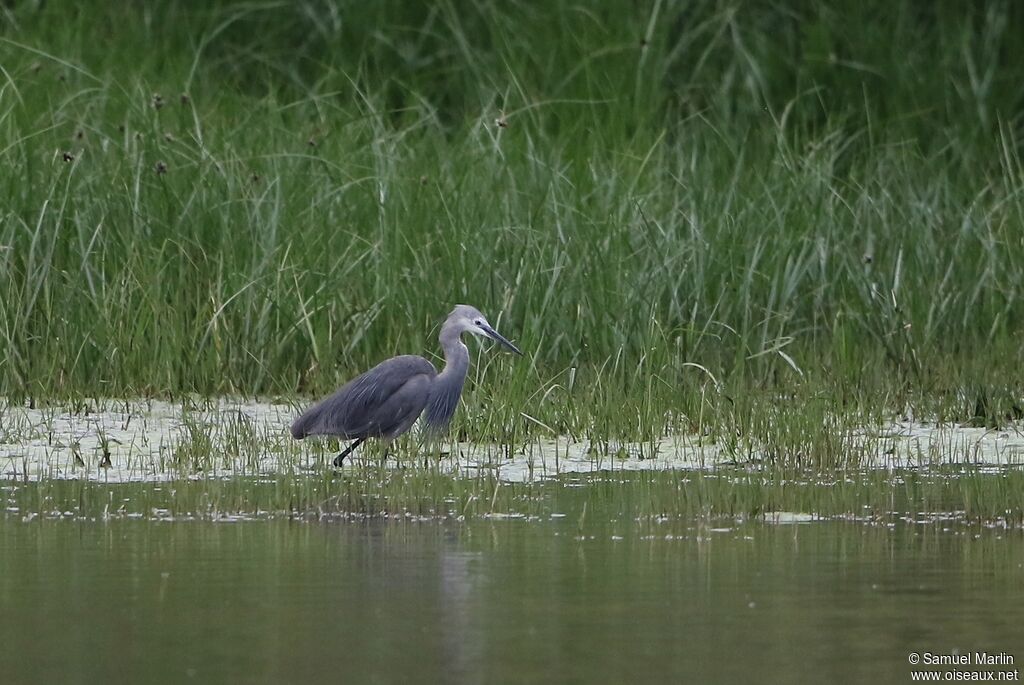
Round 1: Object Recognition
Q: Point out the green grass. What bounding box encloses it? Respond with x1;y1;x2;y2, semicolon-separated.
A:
1;0;1023;444
6;466;1024;527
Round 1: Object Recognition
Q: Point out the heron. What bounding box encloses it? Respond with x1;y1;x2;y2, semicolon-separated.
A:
290;305;522;466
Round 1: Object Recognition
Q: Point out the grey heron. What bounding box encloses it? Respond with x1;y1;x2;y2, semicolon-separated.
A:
291;305;522;465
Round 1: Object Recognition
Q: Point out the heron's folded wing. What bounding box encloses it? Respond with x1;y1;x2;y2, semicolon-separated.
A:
291;355;436;438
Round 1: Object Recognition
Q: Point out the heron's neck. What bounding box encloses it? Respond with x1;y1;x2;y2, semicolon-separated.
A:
438;321;470;382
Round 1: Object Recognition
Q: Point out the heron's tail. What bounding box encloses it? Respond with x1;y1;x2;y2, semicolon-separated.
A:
290;412;311;439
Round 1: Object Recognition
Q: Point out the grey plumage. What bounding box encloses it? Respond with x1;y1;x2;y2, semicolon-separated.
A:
291;305;522;465
290;355;436;440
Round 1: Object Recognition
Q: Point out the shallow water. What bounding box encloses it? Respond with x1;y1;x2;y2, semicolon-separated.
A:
1;399;1022;483
1;514;1021;683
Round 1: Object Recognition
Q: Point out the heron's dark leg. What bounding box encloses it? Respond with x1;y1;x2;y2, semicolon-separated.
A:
333;437;365;467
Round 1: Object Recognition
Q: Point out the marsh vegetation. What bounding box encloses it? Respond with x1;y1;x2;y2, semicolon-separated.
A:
2;4;1024;678
2;1;1023;522
2;1;1022;428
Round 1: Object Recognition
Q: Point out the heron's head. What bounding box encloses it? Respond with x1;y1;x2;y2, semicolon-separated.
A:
449;305;522;355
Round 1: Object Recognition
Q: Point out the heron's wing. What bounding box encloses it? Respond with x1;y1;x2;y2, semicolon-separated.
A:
367;373;433;439
291;355;437;439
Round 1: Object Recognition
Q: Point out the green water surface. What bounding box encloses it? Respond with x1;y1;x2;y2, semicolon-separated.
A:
2;505;1022;684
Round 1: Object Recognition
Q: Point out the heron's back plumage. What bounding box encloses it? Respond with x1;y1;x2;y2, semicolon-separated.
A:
291;355;437;440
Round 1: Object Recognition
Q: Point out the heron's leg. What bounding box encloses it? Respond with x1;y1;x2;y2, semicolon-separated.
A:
422;439;443;469
333;437;365;467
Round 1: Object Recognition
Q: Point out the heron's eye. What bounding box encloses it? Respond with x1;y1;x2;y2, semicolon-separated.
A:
473;319;483;326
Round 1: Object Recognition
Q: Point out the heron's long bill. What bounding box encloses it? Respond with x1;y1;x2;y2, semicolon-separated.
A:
481;324;523;355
